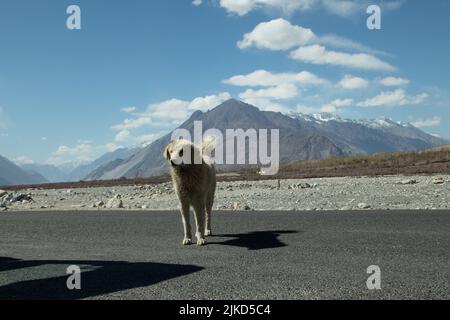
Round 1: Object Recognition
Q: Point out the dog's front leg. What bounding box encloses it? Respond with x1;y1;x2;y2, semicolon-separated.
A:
192;202;206;246
180;202;192;245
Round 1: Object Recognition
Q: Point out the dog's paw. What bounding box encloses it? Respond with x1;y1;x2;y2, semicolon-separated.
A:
196;238;206;246
182;238;192;245
205;230;212;237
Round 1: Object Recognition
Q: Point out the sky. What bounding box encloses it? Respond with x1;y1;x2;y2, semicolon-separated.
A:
0;0;449;167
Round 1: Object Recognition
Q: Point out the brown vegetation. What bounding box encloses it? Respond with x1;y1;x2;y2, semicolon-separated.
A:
3;148;449;191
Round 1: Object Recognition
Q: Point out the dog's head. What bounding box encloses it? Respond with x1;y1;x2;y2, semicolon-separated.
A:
163;139;200;168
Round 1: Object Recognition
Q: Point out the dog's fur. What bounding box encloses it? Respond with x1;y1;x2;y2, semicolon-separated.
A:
163;138;216;246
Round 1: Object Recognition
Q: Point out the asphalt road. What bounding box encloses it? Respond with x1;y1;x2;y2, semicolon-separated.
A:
0;210;449;300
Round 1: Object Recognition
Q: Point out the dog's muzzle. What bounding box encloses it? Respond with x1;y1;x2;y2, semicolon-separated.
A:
171;160;183;167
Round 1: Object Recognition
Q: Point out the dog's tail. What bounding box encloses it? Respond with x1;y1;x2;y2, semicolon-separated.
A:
201;135;217;161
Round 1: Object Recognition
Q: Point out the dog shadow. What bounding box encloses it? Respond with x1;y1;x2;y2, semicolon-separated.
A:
209;230;298;250
0;257;203;300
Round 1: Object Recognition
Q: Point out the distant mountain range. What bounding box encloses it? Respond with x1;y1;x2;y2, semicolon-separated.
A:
0;155;47;186
84;99;448;180
64;147;136;182
1;99;447;186
13;148;135;185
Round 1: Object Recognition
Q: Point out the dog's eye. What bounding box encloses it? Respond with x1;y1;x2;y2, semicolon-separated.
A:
179;149;183;157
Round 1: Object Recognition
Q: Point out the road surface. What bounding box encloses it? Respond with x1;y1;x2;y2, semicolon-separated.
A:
0;210;449;299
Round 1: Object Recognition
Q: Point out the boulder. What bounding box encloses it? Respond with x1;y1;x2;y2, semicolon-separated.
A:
398;179;417;185
358;203;371;209
10;193;33;203
105;195;123;209
94;200;105;208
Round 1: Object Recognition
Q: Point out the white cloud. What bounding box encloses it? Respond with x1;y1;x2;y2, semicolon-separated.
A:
111;92;232;148
411;117;441;128
379;76;410;87
358;89;429;107
223;69;326;87
235;19;395;75
338;75;369;90
237;19;383;56
105;143;121;152
114;130;159;146
143;99;191;124
112;116;152;131
218;0;404;17
295;98;353;114
320;98;353;113
320;105;336;113
240;97;289;113
219;0;315;16
46;142;122;166
140;93;231;124
290;45;395;71
114;130;132;143
219;0;255;15
295;104;320;114
188;92;231;111
237;18;315;50
409;93;430;104
121;106;137;113
113;93;231;133
41;137;48;141
330;98;353;107
239;83;299;101
14;156;35;166
321;0;361;17
192;0;202;6
53;144;93;157
316;34;388;56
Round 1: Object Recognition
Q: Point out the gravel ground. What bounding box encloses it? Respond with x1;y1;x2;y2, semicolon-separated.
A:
1;174;449;212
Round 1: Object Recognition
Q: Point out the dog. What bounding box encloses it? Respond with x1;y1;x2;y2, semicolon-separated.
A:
163;137;216;246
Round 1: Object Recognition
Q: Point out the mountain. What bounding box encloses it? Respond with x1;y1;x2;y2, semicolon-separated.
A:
84;158;131;181
291;112;446;154
83;99;448;180
0;155;48;186
16;148;136;183
21;164;69;183
66;147;135;182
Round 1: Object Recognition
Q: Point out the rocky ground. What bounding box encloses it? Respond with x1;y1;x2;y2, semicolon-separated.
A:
1;175;449;212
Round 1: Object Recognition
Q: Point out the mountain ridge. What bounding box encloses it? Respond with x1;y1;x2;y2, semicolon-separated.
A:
83;99;448;180
3;99;447;185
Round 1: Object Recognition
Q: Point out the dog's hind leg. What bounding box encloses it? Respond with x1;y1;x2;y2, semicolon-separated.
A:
192;201;206;246
205;193;214;237
180;202;192;245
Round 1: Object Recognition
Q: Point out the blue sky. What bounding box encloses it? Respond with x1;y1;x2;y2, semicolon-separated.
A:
0;0;449;166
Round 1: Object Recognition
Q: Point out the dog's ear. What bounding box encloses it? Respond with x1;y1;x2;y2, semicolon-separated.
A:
163;142;173;160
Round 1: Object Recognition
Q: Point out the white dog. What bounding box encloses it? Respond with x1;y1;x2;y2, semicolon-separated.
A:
163;138;216;246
